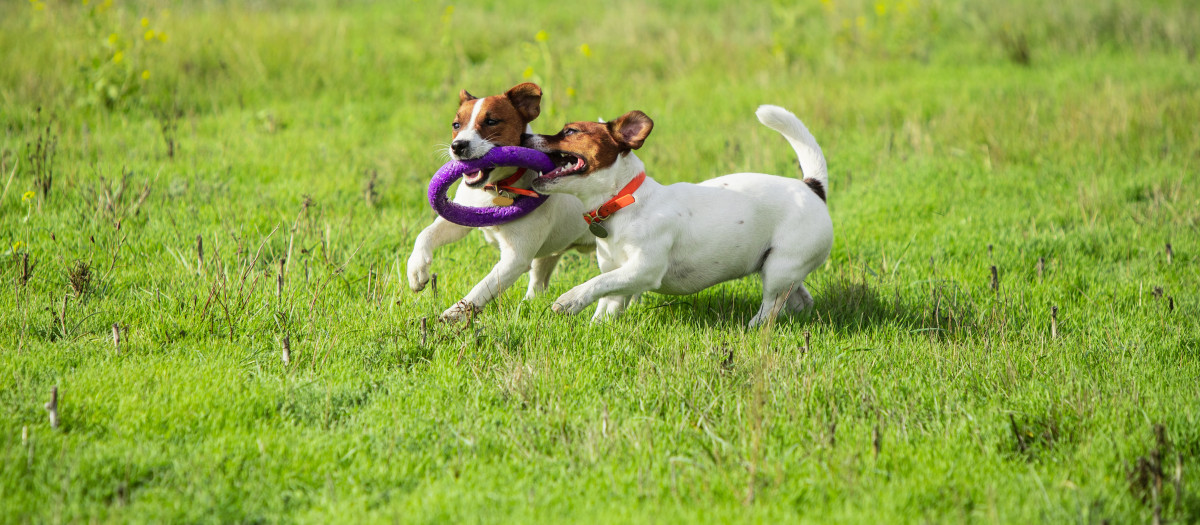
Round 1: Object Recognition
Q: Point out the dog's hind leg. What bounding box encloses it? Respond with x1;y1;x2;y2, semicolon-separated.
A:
748;292;789;327
749;256;815;326
786;283;814;312
526;253;564;299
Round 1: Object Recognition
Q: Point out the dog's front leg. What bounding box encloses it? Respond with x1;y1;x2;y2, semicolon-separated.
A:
441;243;535;321
407;217;471;292
553;247;667;317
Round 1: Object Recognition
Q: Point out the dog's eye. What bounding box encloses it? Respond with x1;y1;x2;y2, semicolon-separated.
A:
563;128;578;136
452;122;461;130
484;118;500;126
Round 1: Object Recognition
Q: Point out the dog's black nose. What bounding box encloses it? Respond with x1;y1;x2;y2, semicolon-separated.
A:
450;140;470;157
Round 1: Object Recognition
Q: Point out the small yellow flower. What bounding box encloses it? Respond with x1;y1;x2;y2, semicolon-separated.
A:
113;51;124;64
566;87;576;97
145;29;156;40
141;17;149;27
579;43;592;57
23;191;36;202
157;31;168;43
11;241;24;252
855;15;866;28
108;33;119;45
874;1;887;16
33;1;45;11
83;0;89;5
142;70;150;80
522;66;534;79
535;30;548;42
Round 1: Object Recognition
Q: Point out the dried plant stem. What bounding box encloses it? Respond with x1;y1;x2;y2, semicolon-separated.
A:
45;386;59;429
277;259;285;301
60;294;68;336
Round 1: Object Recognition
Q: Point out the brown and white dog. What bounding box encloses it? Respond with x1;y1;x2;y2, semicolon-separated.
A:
523;105;832;326
407;83;594;320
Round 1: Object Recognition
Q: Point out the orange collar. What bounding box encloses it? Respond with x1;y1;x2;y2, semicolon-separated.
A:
483;168;540;198
583;172;645;226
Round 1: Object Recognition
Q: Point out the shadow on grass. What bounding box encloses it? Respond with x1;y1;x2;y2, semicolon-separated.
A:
636;271;977;337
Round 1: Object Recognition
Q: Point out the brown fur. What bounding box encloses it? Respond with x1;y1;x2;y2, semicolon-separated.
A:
451;83;542;147
538;111;653;176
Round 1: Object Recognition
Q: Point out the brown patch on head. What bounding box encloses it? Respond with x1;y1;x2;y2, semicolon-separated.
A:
534;111;654;177
606;111;653;150
450;83;543;147
505;82;542;122
542;121;622;175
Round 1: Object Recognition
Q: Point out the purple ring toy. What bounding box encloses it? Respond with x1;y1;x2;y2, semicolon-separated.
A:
428;146;556;227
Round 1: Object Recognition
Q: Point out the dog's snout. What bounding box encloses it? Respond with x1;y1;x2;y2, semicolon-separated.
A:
522;134;544;149
450;140;470;157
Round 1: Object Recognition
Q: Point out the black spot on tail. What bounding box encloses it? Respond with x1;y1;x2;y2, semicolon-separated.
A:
804;178;826;202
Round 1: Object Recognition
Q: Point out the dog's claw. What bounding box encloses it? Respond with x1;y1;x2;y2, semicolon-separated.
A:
551;290;589;315
440;301;478;322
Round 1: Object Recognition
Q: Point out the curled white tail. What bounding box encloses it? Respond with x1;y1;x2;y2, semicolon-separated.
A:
755;105;828;189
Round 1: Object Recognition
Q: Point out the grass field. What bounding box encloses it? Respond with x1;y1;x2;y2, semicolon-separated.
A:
2;0;1198;522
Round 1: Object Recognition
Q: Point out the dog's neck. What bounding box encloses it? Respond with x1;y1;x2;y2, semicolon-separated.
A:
496;123;538;189
575;152;651;210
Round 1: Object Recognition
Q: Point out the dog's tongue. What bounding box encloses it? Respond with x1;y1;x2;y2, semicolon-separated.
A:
464;170;485;185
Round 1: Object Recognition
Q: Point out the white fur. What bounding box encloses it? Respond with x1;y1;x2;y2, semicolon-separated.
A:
451;99;491;159
534;105;832;326
408;122;595;321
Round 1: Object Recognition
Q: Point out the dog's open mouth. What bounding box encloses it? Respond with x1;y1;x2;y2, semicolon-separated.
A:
541;152;586;179
463;168;493;187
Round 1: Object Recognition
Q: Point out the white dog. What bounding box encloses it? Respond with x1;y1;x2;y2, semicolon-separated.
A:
407;83;594;320
523;105;832;326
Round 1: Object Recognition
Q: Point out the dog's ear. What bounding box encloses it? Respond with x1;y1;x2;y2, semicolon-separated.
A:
505;82;542;122
459;90;477;104
607;111;654;150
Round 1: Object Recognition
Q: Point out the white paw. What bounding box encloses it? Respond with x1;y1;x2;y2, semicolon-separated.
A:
439;301;477;322
551;288;590;315
590;297;626;322
407;255;431;292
